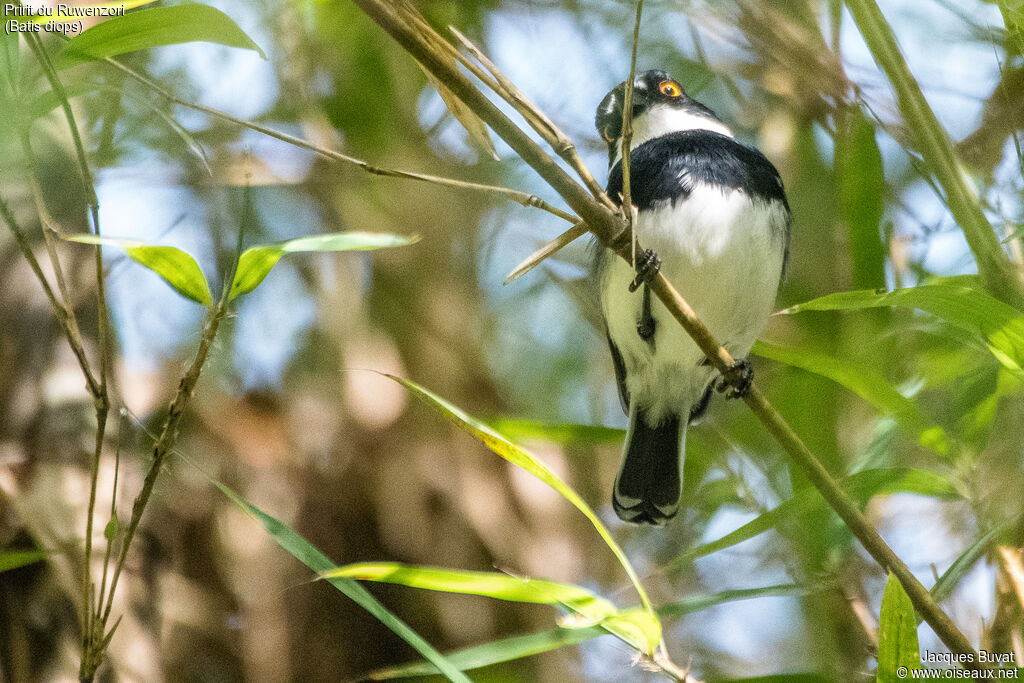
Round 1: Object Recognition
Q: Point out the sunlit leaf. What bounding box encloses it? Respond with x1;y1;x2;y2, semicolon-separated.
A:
877;573;920;681
367;584;805;679
57;4;266;69
780;281;1024;374
322;562;617;625
229;232;418;300
596;608;661;654
0;550;47;573
385;374;661;653
325;563;659;652
753;340;948;455
367;625;604;679
486;418;624;446
671;468;962;568
64;234;212;306
213;481;471;683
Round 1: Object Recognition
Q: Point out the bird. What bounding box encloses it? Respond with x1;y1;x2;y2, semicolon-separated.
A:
594;69;791;525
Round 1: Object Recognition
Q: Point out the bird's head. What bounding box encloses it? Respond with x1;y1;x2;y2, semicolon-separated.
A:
595;69;732;167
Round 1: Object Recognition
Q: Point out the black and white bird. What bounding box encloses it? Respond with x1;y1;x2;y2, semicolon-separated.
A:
595;70;790;525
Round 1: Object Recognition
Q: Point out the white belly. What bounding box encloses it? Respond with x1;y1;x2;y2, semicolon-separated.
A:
600;182;787;424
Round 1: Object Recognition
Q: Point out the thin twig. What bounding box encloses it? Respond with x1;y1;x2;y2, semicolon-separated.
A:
20;136;79;336
503;222;588;284
348;0;987;669
98;302;226;630
94;409;123;655
447;26;613;208
25;35;113;679
90;55;576;224
0;195;101;397
620;0;644;266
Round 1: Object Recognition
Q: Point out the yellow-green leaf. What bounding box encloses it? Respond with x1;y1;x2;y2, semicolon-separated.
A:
212;481;470;683
56;4;266;69
323;562;617;624
64;234;212;306
780;280;1024;375
229;232;418;300
0;550;47;573
385;374;661;654
753;340;948;455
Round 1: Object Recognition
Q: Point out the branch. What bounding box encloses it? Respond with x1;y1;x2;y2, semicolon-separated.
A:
349;0;988;670
98;302;226;629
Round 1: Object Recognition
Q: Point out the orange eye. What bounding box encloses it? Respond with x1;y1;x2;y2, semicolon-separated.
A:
659;80;681;97
602;124;616;142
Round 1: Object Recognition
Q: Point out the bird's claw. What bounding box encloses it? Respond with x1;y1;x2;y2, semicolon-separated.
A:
716;358;753;399
629;249;661;292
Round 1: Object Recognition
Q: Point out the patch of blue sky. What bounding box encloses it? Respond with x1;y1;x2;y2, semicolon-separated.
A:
231;260;316;389
96;173;212;370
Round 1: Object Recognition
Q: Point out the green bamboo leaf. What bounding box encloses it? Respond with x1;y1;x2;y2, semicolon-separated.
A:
753;340;948;455
325;563;659;652
103;515;118;542
0;550;47;573
213;481;470;683
322;562;617;625
996;0;1024;60
64;234;212;306
929;513;1022;608
836;110;886;290
780;281;1024;374
485;418;624;446
368;625;605;679
385;374;661;653
367;584;805;679
229;232;418;300
877;573;920;682
29;0;159;23
671;468;961;568
57;4;266;69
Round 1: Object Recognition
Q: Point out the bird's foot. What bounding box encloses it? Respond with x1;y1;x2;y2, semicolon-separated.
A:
628;249;661;293
716;358;753;399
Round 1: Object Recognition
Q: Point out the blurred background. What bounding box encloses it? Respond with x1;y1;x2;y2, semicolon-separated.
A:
1;0;1023;680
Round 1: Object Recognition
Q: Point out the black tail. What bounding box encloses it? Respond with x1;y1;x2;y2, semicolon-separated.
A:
612;409;684;525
